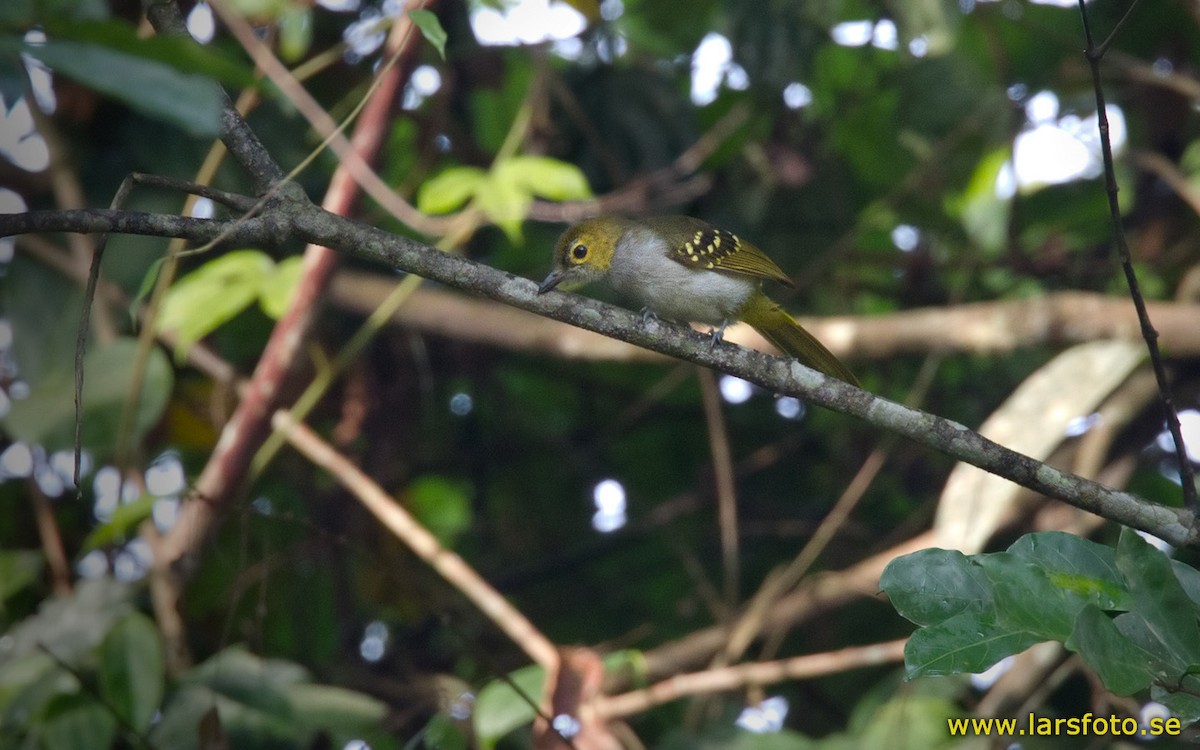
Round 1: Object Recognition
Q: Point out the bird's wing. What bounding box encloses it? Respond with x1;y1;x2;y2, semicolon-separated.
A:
654;216;795;288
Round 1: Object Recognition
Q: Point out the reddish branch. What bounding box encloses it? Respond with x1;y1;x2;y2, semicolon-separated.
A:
146;1;433;668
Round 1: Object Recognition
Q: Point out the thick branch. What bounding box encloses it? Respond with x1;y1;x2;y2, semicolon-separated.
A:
0;209;288;246
290;208;1196;544
5;197;1196;547
144;0;287;191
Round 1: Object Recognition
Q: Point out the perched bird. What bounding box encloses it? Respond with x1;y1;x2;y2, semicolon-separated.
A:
538;216;857;385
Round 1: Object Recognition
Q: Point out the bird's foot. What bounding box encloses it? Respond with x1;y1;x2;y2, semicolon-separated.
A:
708;320;729;349
640;307;661;325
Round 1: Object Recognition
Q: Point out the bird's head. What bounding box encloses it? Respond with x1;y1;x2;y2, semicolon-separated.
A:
537;217;629;294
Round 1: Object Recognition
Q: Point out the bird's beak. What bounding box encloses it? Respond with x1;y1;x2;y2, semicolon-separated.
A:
537;269;565;295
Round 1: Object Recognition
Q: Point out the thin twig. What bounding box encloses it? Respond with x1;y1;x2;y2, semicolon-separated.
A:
130;173;260;212
273;410;561;669
29;478;72;596
1133;151;1200;217
36;643;159;750
636;533;934;681
206;0;451;236
1078;0;1198;510
697;368;740;613
718;355;941;666
596;640;906;719
73;175;135;492
1094;0;1142;58
526;105;750;223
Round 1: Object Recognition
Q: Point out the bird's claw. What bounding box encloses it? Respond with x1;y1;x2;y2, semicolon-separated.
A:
708;319;729;350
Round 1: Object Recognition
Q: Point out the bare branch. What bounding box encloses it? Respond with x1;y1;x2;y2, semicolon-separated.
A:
1;208;286;246
597;640;906;719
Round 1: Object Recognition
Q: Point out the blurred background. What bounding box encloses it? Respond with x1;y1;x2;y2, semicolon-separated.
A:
2;0;1200;747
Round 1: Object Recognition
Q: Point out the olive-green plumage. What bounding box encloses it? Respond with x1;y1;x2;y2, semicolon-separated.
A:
538;215;858;385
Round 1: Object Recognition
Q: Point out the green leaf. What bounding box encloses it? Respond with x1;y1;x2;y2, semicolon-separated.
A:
1113;611;1193;677
1115;528;1200;670
148;684;219;750
17;38;222;137
494;156;593;202
474;664;545;746
418;166;487;214
977;552;1076;642
277;6;313;62
259;256;304;320
879;547;992;627
152;647;390;750
0;651;66;735
1153;677;1200;727
409;9;448;59
4;338;173;461
422;710;468;744
155;685;308;747
159;250;274;359
131;256;169;320
81;494;157;551
857;694;963;750
1069;605;1154;695
475;168;531;242
405;475;472;547
285;683;387;730
1007;531;1129;610
99;613;165;733
0;549;43;605
184;645;303;716
884;532;1200;696
0;578;134;663
40;694;118;750
1171;559;1200;607
957;146;1011;255
423;712;470;750
902;609;1039;678
1;254;84;385
43;18;258;88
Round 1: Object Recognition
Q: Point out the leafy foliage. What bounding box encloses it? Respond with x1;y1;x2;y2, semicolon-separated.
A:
3;337;173;461
158;250;301;358
409;9;447;60
419;156;592;239
4;0;1200;747
882;530;1200;722
6;36;223;137
0;579;391;750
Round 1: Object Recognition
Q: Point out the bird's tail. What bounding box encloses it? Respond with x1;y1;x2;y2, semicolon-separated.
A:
741;296;858;386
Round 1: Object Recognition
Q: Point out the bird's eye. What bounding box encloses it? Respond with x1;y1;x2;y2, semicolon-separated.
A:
571;243;589;261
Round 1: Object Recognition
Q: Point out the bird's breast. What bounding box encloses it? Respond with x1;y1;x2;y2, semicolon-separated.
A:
608;239;756;325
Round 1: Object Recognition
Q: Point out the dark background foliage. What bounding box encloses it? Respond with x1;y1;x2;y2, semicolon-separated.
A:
2;0;1200;747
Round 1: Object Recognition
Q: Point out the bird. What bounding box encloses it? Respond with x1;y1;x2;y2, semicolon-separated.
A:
537;215;858;385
